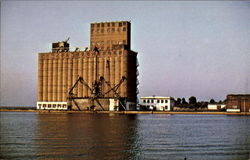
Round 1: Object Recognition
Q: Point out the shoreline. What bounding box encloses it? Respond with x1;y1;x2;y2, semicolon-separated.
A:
0;109;249;115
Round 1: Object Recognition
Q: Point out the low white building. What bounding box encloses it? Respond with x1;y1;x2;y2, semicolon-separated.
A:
207;104;226;110
37;99;132;111
140;96;174;111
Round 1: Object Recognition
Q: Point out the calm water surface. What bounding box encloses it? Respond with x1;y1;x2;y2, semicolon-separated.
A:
0;112;249;160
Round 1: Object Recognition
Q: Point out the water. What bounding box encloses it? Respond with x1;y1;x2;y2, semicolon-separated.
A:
0;112;249;160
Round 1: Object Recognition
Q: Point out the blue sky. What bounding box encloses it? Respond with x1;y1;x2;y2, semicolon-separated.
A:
1;1;250;106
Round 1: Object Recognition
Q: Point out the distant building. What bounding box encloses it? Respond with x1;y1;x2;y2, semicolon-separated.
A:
207;104;226;111
140;96;174;111
226;94;250;112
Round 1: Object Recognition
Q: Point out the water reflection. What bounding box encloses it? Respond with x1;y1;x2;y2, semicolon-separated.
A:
0;112;38;159
1;112;250;160
34;113;140;159
136;114;250;160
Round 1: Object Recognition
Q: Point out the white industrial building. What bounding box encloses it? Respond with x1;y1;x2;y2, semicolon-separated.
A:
140;96;174;111
37;99;125;111
207;104;226;111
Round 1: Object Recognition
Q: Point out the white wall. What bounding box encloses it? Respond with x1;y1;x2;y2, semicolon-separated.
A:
208;104;226;110
37;102;68;110
140;97;174;111
227;109;241;112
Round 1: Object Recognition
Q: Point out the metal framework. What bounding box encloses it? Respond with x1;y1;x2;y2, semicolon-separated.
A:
67;47;127;111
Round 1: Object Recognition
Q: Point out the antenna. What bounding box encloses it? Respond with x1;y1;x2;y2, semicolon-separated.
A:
65;37;70;43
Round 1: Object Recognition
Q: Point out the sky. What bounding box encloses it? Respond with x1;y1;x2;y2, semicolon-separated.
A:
1;1;250;106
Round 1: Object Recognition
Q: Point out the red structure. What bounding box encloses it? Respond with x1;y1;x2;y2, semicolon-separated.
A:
226;94;250;112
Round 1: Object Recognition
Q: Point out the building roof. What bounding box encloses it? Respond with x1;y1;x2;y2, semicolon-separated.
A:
208;103;226;105
227;94;250;96
90;21;130;24
140;96;173;99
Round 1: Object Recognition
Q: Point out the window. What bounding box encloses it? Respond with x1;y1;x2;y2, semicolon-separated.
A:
97;24;100;27
157;100;160;103
107;23;110;27
101;23;104;27
123;27;126;31
63;104;66;108
232;105;238;109
43;104;46;108
147;100;150;103
53;104;56;108
48;104;51;108
119;22;122;27
165;100;168;103
112;28;115;32
58;104;61;108
123;22;126;25
151;99;154;103
143;100;146;103
112;23;115;27
161;100;164;103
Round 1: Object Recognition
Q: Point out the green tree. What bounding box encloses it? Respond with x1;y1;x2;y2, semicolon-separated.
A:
210;99;215;104
181;98;187;104
176;98;181;105
189;96;197;104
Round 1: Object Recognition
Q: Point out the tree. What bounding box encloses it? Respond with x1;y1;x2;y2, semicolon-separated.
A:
210;99;215;104
181;98;187;104
189;96;197;104
176;98;181;105
223;99;227;103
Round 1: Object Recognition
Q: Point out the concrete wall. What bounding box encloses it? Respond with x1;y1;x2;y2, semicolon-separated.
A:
71;98;119;111
37;102;67;110
37;49;138;107
90;21;130;50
